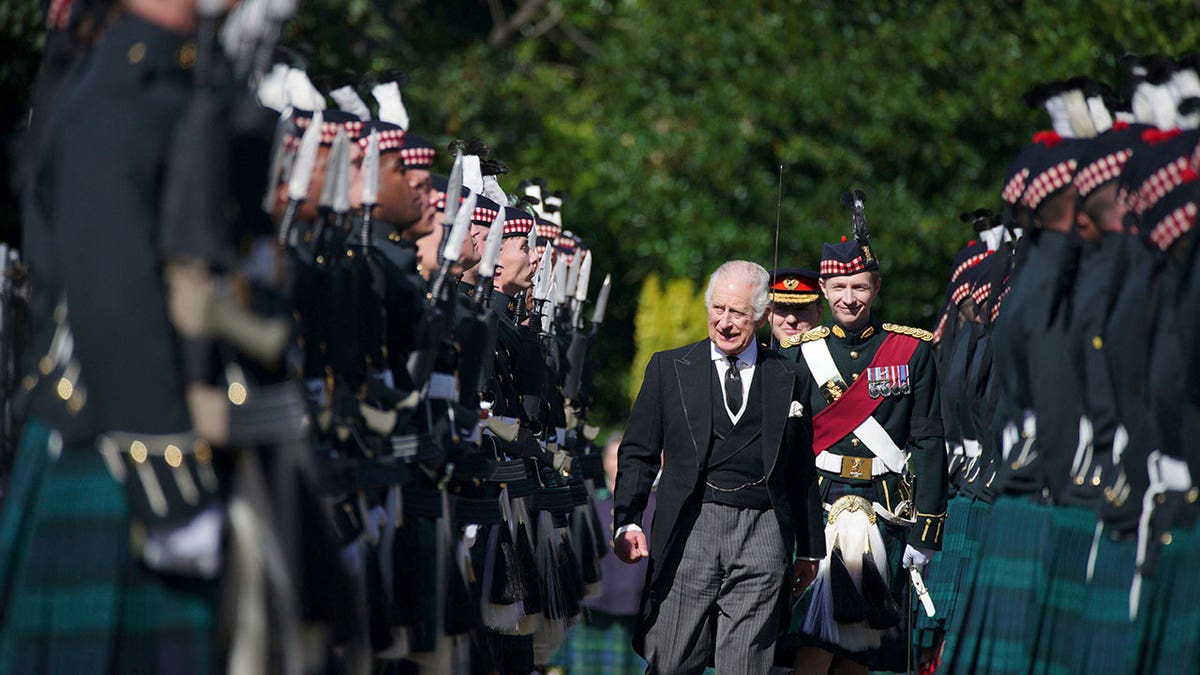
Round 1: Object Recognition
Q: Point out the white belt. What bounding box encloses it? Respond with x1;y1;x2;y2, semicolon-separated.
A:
427;372;459;401
1132;451;1193;619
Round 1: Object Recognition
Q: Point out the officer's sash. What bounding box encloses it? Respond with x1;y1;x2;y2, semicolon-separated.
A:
804;333;921;463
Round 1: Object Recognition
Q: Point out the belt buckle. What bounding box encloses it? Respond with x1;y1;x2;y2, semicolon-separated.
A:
841;455;872;480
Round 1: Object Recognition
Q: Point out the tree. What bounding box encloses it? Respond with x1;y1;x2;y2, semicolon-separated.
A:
4;0;1199;425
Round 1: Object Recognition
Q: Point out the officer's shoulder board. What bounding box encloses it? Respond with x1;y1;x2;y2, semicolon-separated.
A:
882;322;933;342
781;326;830;348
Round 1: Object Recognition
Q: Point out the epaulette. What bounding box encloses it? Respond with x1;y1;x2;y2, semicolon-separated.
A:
787;326;830;347
882;322;933;342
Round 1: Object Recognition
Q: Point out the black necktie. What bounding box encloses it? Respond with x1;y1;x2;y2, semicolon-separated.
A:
725;355;743;415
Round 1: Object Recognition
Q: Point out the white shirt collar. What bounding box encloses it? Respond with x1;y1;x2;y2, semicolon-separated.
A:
710;339;757;367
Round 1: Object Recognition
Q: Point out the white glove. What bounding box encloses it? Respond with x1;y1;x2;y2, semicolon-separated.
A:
902;544;934;570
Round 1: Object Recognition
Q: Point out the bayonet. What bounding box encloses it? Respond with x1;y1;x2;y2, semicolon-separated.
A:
473;208;506;307
571;250;592;330
428;192;476;305
314;127;349;249
441;151;464;252
261;110;290;215
564;248;581;299
278;109;322;246
591;274;611;327
359;129;380;250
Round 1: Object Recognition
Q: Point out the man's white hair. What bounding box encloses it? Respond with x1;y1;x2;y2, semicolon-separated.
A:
704;260;770;320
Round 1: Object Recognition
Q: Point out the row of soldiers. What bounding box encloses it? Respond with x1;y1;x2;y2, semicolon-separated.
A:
918;55;1200;674
0;1;618;673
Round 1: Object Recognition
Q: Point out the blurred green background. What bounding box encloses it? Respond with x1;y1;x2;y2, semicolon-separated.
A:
2;0;1198;426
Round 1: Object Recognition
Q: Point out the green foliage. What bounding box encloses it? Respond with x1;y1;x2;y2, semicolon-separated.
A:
5;0;1199;424
627;274;708;400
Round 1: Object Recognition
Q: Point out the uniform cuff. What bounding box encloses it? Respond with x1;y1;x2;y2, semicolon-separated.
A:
910;510;946;549
614;523;643;539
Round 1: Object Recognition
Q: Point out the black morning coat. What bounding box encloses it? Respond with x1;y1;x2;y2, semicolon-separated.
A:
613;338;826;650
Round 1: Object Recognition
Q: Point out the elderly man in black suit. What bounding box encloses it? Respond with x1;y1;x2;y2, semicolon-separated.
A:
613;260;826;674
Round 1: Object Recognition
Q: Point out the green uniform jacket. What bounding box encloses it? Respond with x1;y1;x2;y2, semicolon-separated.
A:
780;316;948;549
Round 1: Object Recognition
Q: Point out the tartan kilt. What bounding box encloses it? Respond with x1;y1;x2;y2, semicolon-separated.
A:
1135;520;1200;675
548;610;646;675
939;498;991;672
1071;528;1137;674
1030;505;1094;675
914;494;972;644
943;495;1051;675
0;420;217;675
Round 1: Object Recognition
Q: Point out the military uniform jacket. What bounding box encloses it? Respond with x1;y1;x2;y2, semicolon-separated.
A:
784;317;947;548
36;15;196;436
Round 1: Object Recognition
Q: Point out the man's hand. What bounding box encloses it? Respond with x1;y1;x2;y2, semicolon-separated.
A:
614;530;649;564
792;559;819;596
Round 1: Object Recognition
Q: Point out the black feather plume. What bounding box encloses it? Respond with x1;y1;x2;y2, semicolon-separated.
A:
359;68;408;89
514;194;540;209
515;522;542;613
465;137;492;158
842;188;870;250
829;547;866;624
447;139;467;157
860;552;901;630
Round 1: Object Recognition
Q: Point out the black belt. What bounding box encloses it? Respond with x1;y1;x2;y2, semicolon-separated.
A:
506;477;537;498
453;495;505;525
404;487;444;519
487;459;531;484
390;433;439;460
532;486;576;515
227;381;309;444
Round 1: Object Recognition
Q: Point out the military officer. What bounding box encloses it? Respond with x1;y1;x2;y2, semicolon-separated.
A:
767;267;823;351
786;194;946;675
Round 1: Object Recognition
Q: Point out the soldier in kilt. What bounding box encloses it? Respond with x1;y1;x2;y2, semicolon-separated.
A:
0;1;226;671
785;192;947;675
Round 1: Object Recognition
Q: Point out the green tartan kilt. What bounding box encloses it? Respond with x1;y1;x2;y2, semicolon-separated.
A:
1070;528;1137;674
1030;504;1094;675
548;610;646;675
914;494;972;644
943;495;1052;675
0;420;217;675
1135;520;1200;675
940;498;991;672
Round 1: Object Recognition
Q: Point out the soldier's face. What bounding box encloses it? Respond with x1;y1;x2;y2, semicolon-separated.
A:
376;153;423;232
1080;183;1123;237
768;302;823;342
708;279;765;356
407;168;435;239
415;223;442;281
820;271;879;331
494;237;533;294
469;223;490;261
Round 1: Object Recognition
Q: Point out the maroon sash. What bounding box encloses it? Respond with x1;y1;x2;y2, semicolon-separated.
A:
811;332;921;454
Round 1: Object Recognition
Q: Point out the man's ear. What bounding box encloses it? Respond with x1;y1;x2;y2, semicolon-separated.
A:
818;278;829;298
